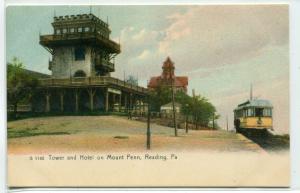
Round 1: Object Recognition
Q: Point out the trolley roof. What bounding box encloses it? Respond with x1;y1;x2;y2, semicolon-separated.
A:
234;99;273;111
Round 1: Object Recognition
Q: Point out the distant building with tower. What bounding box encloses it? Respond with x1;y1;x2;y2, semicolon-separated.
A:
147;57;188;93
32;13;147;113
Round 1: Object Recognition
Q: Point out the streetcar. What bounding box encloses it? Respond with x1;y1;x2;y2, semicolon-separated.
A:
234;99;273;134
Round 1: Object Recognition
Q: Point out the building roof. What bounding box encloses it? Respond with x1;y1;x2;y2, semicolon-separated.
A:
235;99;273;110
175;76;188;87
148;76;160;88
148;76;188;88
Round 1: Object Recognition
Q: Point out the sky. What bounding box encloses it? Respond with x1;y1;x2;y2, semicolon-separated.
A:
6;5;289;134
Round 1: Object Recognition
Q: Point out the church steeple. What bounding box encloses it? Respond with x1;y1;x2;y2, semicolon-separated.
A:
161;57;175;79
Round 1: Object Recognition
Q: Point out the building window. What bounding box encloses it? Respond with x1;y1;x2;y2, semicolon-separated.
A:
62;28;67;33
74;47;85;61
70;28;75;33
56;29;61;34
78;27;83;32
73;70;86;77
84;27;90;32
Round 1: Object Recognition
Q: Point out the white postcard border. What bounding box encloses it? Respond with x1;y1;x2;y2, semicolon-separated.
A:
1;0;300;192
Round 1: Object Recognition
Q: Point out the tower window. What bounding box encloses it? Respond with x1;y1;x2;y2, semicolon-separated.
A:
56;29;61;34
75;47;85;61
84;27;90;32
62;28;67;33
78;27;83;32
70;28;75;33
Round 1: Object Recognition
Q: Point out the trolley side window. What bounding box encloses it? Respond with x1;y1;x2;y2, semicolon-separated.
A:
238;110;242;118
235;110;243;118
263;108;272;117
247;108;254;117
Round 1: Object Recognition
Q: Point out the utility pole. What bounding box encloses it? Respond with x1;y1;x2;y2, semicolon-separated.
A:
171;75;177;137
185;103;189;133
250;83;253;100
226;115;229;131
212;114;215;129
185;114;188;133
146;95;151;149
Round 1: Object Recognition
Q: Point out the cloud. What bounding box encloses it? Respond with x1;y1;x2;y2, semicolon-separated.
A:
112;5;289;133
114;5;288;84
113;26;166;81
158;5;289;73
136;50;151;60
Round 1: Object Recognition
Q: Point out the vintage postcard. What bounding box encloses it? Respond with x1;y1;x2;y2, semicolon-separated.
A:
6;4;290;188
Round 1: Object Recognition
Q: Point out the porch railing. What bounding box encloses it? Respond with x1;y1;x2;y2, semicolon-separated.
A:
39;76;148;93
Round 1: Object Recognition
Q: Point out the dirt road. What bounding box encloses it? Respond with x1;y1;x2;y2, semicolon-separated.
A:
8;116;264;154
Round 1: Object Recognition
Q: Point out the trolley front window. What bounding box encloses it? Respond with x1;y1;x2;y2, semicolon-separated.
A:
255;108;272;117
255;108;263;117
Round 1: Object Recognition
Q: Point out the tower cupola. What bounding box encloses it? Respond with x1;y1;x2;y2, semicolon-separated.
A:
40;13;120;78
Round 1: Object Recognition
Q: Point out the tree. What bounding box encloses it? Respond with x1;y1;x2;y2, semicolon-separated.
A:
148;86;219;129
191;95;216;128
177;93;217;129
7;57;39;119
149;86;172;112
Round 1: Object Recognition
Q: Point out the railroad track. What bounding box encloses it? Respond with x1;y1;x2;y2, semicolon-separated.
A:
239;129;289;151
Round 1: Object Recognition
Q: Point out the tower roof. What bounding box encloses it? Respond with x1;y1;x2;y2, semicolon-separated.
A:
52;13;110;33
162;57;174;69
39;13;120;54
